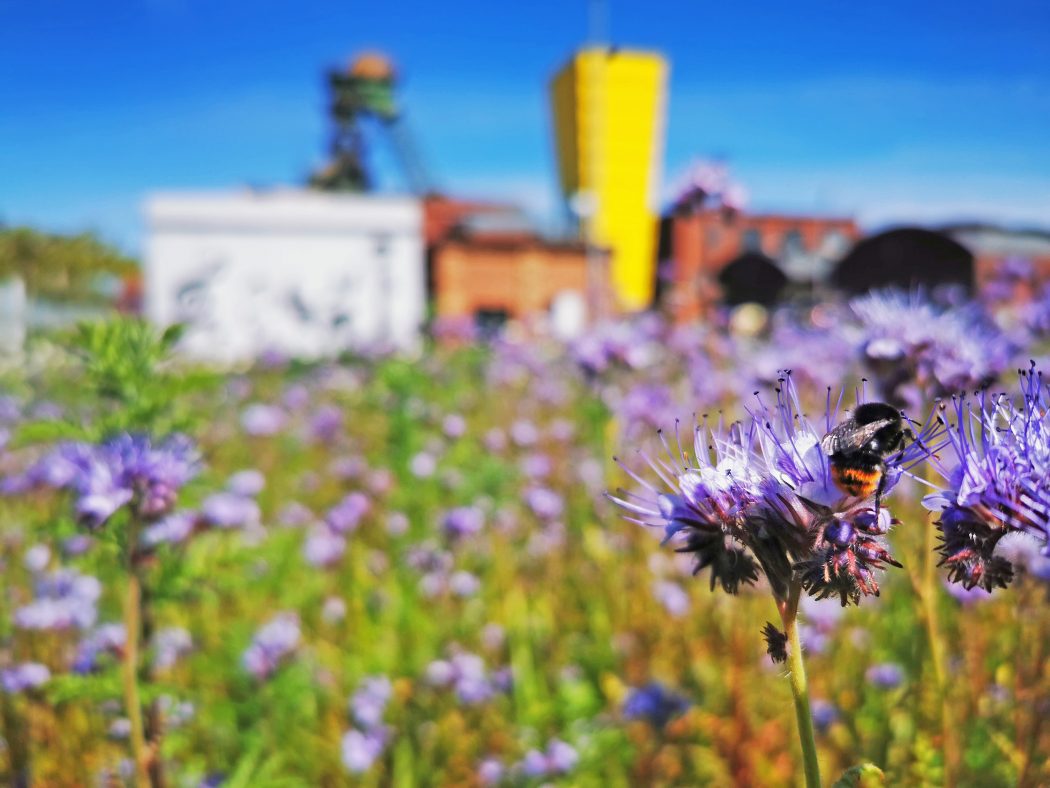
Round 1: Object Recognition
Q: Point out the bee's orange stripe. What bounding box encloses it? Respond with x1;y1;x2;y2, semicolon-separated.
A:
831;466;881;497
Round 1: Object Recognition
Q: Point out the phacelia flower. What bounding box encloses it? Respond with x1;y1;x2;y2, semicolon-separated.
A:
327;492;370;534
152;627;193;670
73;623;127;673
303;526;346;568
442;506;484;540
850;289;1014;407
350;676;392;729
519;738;578;778
15;568;102;631
35;434;199;529
609;376;939;607
865;662;905;689
923;364;1050;590
622;682;691;729
341;727;389;774
425;651;509;705
1;662;51;693
242;613;300;680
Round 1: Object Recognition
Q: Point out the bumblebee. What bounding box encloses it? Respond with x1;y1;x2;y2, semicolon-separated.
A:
820;401;914;516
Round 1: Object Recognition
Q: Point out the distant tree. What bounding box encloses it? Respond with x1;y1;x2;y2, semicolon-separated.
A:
0;226;137;304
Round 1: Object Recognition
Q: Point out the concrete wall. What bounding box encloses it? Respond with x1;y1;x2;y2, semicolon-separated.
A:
145;190;424;362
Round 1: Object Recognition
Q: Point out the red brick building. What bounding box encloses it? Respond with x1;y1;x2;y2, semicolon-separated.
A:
660;208;859;321
425;196;611;337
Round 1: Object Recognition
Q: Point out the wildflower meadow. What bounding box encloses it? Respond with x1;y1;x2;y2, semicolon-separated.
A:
0;289;1048;786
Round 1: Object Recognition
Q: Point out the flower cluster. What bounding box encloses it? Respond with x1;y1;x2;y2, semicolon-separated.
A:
342;676;393;774
15;568;102;631
924;364;1050;590
622;682;691;729
517;738;579;780
242;613;300;680
24;434;199;530
609;377;937;607
425;651;512;705
850;290;1014;407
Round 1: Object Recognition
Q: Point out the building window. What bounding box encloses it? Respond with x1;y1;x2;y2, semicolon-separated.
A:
741;228;762;253
474;308;508;340
781;229;805;258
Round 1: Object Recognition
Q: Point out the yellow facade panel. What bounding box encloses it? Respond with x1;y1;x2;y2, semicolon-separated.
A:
550;48;668;311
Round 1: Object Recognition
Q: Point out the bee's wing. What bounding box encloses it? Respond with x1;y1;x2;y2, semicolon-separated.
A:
820;418;894;455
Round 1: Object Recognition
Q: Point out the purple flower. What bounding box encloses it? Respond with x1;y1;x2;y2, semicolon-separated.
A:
519;738;578;778
851;290;1014;406
242;613;300;680
524;487;564;521
309;405;344;443
23;544;51;573
623;682;691;728
477;758;505;786
811;699;840;732
143;511;198;546
341;727;389;773
651;580;690;617
509;420;539;447
442;413;466;438
442;506;484;540
865;662;905;689
608;376;939;606
425;652;508;706
350;676;392;729
410;452;437;478
1;662;51;693
240;404;287;437
923;365;1050;591
152;627;193;670
226;469;265;497
201;493;260;529
449;571;481;597
36;434;199;529
15;568;101;631
73;623;127;673
326;492;370;534
303;526;346;568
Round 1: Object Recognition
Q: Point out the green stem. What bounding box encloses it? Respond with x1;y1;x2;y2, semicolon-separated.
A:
780;582;821;788
123;526;151;787
921;516;958;787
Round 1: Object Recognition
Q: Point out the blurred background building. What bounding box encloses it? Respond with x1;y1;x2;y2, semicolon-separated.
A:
124;45;1048;361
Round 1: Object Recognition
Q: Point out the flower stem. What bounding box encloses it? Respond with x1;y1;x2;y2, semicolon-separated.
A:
921;517;958;786
780;582;821;788
123;524;151;787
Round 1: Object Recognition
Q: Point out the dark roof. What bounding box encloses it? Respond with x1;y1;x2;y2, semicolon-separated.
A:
718;251;788;306
831;227;974;293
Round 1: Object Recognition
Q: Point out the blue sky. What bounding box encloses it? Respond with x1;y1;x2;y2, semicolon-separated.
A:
1;0;1048;253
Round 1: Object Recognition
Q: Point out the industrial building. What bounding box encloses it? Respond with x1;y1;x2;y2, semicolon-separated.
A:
144;191;425;362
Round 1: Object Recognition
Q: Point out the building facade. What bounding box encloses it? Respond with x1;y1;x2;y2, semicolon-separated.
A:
661;209;859;321
145;190;424;362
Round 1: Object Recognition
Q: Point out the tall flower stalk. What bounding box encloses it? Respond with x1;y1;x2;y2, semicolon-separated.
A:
17;321;203;786
608;377;940;785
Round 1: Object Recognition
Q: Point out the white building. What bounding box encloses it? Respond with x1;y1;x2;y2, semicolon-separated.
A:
145;190;425;362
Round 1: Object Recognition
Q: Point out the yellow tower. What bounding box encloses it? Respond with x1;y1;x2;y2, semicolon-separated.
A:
550;48;668;311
